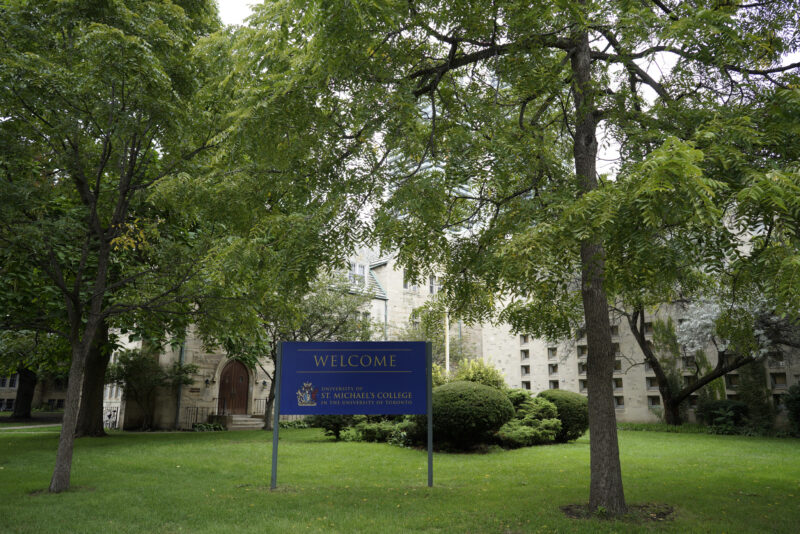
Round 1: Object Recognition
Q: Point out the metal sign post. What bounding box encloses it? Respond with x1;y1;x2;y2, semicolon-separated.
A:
270;342;283;490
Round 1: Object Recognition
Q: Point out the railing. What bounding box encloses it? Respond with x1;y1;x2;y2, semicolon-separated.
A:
182;406;211;429
253;398;267;415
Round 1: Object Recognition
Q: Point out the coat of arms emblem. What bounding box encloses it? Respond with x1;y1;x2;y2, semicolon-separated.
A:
296;382;318;406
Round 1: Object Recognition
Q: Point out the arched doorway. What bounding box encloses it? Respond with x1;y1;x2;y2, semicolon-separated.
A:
217;360;249;415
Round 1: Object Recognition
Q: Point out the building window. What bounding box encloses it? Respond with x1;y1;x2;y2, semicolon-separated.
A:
429;275;440;294
56;399;65;409
0;376;6;388
689;395;699;408
646;377;659;390
548;364;558;375
682;356;696;370
683;375;697;388
576;327;586;339
770;373;787;390
610;324;620;337
726;393;739;401
520;349;529;361
521;381;531;390
648;395;661;407
613;377;623;390
577;345;588;358
521;365;530;377
773;394;785;410
8;374;17;388
520;334;529;344
579;379;588;392
5;398;15;411
402;270;417;292
645;360;654;372
614;396;625;409
611;343;620;356
549;380;560;390
725;374;740;389
349;262;365;284
578;362;587;375
547;347;557;360
644;321;654;335
614;359;622;373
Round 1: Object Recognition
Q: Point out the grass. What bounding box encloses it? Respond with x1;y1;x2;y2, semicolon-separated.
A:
1;428;799;533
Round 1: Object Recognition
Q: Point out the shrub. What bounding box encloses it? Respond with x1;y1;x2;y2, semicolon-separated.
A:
519;396;558;421
431;364;448;387
538;389;588;442
192;422;225;432
430;380;514;449
785;385;800;434
306;414;354;440
496;418;562;448
453;360;506;390
505;389;532;410
354;420;397;442
695;399;748;427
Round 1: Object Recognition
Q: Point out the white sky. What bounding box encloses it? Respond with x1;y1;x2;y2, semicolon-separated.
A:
217;0;255;26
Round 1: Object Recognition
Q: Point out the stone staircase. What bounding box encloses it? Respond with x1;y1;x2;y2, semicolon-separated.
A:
227;415;265;431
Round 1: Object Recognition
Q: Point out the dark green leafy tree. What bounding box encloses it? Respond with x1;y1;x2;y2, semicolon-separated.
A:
212;273;373;430
106;347;197;430
0;0;225;492
247;0;799;513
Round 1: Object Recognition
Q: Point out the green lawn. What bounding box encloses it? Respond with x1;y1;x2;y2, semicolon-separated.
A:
1;428;798;533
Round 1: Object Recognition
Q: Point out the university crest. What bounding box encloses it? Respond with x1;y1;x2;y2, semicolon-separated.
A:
296;382;318;407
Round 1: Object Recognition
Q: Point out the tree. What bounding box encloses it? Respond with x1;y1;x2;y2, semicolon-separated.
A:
106;347;197;430
248;0;799;513
0;0;225;492
214;272;373;430
392;305;475;374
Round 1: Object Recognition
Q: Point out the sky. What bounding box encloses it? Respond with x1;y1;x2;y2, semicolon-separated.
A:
217;0;255;26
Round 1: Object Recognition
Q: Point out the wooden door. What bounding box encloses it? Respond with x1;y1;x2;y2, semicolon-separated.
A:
218;360;249;415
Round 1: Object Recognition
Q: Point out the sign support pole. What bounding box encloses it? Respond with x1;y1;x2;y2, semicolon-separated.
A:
270;341;283;490
426;341;433;488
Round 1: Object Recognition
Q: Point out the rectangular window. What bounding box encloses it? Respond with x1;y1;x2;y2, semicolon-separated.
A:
610;325;620;337
48;399;55;410
576;327;586;339
547;347;557;360
577;345;588;358
611;343;620;356
578;362;587;375
689;395;699;407
645;360;653;372
402;270;417;291
548;364;558;375
5;398;14;411
683;375;697;388
646;377;659;390
726;374;740;389
773;394;785;410
726;393;739;401
682;356;696;370
520;334;529;344
644;322;654;335
614;359;622;372
520;349;529;361
521;365;530;376
613;377;623;390
770;373;787;389
579;379;588;392
614;396;625;408
9;374;17;388
521;381;531;390
56;399;65;409
549;380;560;390
0;377;6;388
648;395;661;407
429;275;440;294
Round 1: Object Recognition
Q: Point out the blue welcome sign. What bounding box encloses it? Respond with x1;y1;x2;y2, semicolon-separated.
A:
270;341;433;489
279;341;428;415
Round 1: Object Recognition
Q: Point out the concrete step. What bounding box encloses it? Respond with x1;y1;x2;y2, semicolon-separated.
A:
228;415;265;431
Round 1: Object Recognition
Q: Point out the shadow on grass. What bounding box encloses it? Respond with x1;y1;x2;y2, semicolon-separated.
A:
561;503;675;523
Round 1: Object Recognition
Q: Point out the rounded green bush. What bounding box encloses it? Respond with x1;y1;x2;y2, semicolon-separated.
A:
432;380;514;449
538;389;588;442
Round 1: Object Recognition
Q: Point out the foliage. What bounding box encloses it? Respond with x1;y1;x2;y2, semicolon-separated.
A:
391;307;475;374
431;363;448;387
429;380;514;450
538;390;589;443
306;414;355;441
616;423;707;434
279;419;310;429
106;348;197;430
452;360;506;390
496;392;562;448
736;361;775;432
191;422;225;432
785;385;800;434
695;399;749;428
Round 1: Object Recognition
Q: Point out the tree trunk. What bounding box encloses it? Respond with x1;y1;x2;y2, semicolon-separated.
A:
263;375;276;430
12;367;38;419
663;399;682;425
571;20;627;514
49;346;87;493
75;321;111;437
